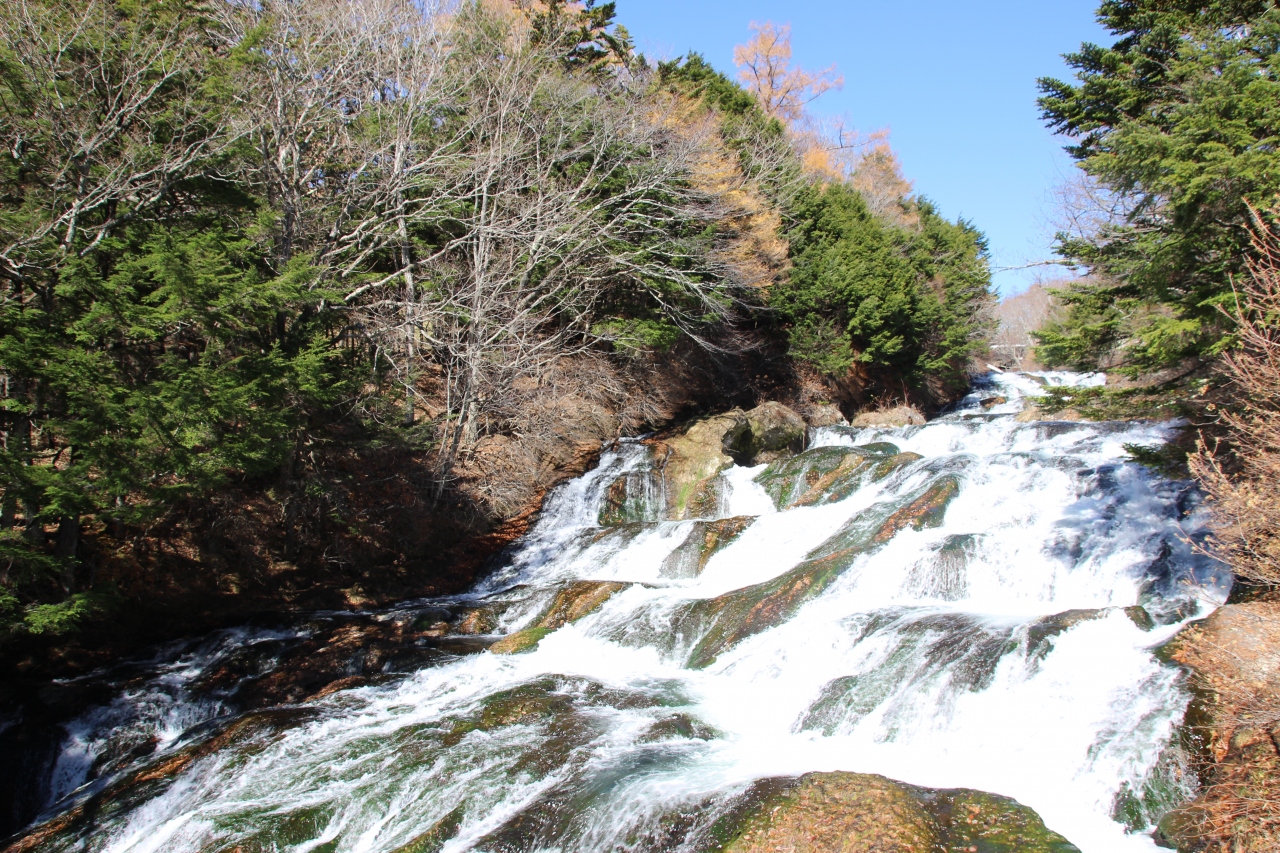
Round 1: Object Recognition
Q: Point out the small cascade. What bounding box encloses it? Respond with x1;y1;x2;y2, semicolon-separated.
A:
13;370;1227;853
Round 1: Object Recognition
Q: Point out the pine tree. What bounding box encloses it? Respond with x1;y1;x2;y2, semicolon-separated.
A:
1037;0;1280;375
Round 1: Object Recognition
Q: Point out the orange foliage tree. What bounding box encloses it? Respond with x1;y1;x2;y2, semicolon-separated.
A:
733;21;842;125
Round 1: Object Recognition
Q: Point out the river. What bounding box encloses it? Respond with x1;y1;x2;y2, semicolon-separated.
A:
8;370;1228;852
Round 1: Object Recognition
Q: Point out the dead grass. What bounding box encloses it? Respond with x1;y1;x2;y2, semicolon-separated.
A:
1180;207;1280;850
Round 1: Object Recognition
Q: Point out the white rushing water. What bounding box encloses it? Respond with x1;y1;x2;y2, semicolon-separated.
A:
31;370;1227;853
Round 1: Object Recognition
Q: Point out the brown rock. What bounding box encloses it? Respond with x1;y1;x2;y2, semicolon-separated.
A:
852;405;926;428
720;773;938;853
804;402;847;428
742;401;808;464
1157;602;1280;852
715;772;1079;853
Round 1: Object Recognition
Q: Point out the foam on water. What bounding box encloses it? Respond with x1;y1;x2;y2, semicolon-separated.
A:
28;369;1227;853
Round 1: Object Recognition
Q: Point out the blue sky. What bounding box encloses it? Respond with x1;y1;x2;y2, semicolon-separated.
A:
616;0;1112;297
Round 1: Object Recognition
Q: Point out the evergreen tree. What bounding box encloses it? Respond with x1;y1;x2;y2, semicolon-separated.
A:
773;183;992;392
1037;0;1280;374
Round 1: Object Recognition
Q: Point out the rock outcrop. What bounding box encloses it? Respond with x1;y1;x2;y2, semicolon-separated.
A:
660;402;808;519
710;771;1079;853
852;405;926;428
1155;601;1280;852
489;581;629;654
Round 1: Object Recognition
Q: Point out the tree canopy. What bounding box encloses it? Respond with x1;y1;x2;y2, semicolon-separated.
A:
1036;0;1280;374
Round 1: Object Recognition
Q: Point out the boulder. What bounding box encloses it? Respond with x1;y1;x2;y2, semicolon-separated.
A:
805;402;847;428
741;402;808;464
852;405;926;428
711;772;1080;853
661;403;808;518
1015;404;1085;424
661;411;746;519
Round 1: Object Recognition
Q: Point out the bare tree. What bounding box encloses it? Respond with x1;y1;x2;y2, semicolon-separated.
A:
991;282;1063;369
346;3;751;490
1191;207;1280;587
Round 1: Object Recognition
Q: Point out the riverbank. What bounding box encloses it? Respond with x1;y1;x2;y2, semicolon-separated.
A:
1157;596;1280;851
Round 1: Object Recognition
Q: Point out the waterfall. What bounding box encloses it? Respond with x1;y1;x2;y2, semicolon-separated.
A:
18;370;1227;853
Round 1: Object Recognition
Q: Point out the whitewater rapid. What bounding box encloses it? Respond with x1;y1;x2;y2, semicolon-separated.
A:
21;370;1227;853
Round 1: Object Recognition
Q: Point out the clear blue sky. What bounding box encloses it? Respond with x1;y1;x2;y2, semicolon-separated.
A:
616;0;1112;297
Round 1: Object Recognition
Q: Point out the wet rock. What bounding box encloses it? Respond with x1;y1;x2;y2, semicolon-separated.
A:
598;465;665;526
754;444;917;511
388;805;465;853
1124;605;1156;631
868;476;959;545
661;411;745;519
456;678;672;851
538;581;630;627
662;403;809;518
454;606;500;635
852;405;926;428
707;772;1079;853
1027;606;1156;660
489;581;628;655
682;477;961;668
906;533;977;600
488;626;552;655
4;707;319;853
921;787;1081;852
661;517;756;578
712;772;939;852
980;395;1008;408
443;680;579;746
637;712;720;744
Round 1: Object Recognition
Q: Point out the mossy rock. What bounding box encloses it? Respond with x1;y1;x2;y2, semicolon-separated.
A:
754;444;918;511
735;401;807;464
598;468;664;526
442;679;579;746
869;475;959;545
662;404;809;518
454;606;500;635
488;581;628;655
636;712;720;744
387;805;465;853
923;788;1081;852
488;626;551;655
1028;606;1156;660
661;516;756;578
711;773;938;853
681;476;962;668
706;772;1078;853
662;411;745;518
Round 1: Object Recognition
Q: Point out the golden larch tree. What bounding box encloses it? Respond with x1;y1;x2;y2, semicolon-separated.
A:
733;21;842;125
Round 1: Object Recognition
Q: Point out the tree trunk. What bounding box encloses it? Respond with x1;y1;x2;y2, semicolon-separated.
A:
56;515;79;592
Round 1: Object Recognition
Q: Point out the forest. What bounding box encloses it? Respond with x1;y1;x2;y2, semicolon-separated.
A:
0;1;993;643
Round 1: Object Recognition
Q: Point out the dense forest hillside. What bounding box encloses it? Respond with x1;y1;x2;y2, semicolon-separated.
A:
0;0;993;666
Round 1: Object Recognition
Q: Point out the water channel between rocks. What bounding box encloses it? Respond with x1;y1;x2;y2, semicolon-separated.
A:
10;370;1229;853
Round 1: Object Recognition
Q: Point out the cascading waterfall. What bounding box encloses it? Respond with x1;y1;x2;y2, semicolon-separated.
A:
14;370;1228;853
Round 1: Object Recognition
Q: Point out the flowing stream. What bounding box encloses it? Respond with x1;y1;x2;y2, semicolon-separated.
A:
12;371;1228;853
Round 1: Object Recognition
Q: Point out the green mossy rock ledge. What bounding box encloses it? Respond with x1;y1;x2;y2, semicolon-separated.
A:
710;772;1080;853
